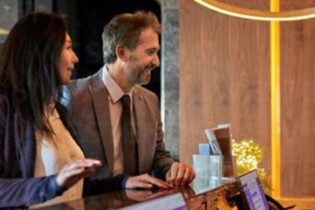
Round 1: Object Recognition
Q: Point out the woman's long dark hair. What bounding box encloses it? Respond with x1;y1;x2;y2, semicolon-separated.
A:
0;12;66;135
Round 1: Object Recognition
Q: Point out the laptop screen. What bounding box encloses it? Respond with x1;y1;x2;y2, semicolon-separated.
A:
119;192;188;210
236;170;270;210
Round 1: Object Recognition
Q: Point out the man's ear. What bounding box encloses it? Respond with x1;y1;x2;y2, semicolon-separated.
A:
116;44;127;61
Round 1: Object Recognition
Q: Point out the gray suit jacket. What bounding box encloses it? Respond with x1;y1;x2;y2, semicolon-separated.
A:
60;68;173;180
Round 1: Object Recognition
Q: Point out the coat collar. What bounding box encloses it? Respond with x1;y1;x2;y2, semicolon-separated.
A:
89;70;115;174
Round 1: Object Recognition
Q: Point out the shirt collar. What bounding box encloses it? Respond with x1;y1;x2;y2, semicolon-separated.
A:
102;65;133;103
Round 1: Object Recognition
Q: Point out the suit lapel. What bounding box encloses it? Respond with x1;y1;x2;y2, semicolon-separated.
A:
133;88;148;173
89;71;115;174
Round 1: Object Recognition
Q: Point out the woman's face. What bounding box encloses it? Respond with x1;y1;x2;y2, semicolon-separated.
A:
58;33;79;85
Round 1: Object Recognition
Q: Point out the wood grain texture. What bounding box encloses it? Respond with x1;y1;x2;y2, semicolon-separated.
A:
179;0;270;172
179;0;315;197
280;0;315;197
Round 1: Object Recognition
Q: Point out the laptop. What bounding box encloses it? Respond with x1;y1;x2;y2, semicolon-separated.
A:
235;170;270;210
118;192;188;210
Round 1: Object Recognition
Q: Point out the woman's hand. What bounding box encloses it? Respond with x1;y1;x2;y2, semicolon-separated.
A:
56;159;102;189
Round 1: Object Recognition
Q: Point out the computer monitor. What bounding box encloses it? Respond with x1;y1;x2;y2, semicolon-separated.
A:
118;192;188;210
236;170;270;210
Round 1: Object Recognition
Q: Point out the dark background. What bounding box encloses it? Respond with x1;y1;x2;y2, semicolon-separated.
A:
57;0;161;99
0;0;161;98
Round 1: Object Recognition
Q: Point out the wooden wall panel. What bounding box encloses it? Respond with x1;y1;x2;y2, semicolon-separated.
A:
179;0;315;197
280;1;315;197
179;0;270;171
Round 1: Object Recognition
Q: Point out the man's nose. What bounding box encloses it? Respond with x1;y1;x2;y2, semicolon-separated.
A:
152;54;160;67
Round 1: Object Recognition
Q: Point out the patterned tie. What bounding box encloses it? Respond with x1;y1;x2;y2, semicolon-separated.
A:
121;94;138;175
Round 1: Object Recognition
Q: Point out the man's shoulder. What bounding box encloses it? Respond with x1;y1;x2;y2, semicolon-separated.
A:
70;69;103;93
59;74;97;105
70;75;93;92
134;85;158;99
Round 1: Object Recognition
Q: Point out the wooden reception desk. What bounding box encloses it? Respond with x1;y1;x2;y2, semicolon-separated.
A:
34;181;239;210
33;181;314;210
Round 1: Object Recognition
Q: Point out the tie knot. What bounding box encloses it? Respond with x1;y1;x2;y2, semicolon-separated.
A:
121;95;131;108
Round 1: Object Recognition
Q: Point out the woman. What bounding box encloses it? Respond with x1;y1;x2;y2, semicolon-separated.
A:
0;12;171;208
0;12;119;208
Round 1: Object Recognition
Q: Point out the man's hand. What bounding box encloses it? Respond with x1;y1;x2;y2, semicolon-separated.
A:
125;173;173;189
166;162;195;186
56;159;102;189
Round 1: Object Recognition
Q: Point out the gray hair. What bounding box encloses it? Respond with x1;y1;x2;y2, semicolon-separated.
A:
102;11;161;64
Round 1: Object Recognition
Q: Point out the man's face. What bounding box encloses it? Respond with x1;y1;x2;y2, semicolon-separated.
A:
124;28;160;86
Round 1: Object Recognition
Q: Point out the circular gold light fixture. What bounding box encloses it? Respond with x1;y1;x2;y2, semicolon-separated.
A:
194;0;315;21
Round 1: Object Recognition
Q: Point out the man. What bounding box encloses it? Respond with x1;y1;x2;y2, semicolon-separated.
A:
61;11;195;188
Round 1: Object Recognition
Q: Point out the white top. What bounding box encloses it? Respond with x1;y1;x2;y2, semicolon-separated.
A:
32;107;85;208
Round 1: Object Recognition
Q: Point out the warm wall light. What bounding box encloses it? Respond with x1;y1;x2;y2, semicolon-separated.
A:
194;0;315;21
0;27;9;35
194;0;303;198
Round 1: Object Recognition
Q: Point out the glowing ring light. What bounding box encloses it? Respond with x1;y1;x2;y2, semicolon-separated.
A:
194;0;315;21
